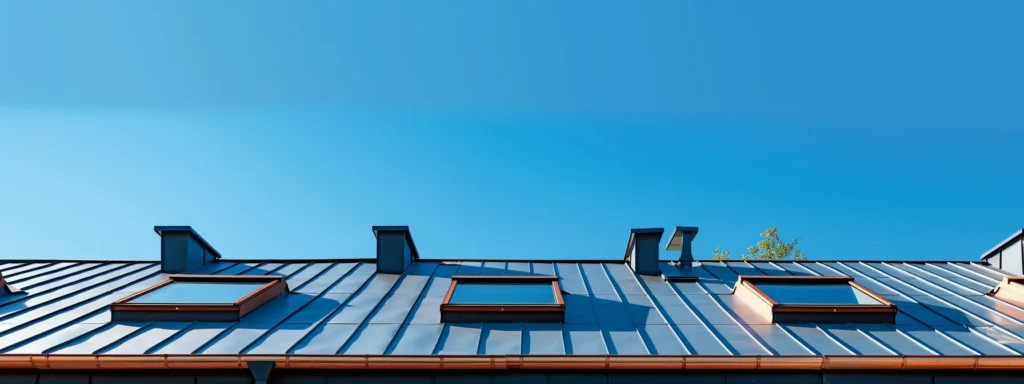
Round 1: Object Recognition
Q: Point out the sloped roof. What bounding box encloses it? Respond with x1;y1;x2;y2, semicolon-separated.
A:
0;259;1020;356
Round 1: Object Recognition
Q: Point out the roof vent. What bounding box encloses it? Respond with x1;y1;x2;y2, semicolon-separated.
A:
666;226;699;266
154;226;221;273
625;228;665;275
373;226;419;274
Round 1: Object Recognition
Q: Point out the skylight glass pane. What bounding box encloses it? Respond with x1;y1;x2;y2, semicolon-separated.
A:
450;282;556;305
755;283;882;305
128;282;267;304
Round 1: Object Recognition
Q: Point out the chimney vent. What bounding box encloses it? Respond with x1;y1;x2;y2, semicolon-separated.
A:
625;228;665;275
666;226;699;266
154;226;221;273
373;226;419;274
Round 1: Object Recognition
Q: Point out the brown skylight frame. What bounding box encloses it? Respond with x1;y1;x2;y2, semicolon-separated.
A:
440;275;565;322
990;276;1024;308
734;275;896;324
110;274;288;322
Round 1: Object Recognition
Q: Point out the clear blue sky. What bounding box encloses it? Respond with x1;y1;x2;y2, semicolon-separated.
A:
1;1;1022;262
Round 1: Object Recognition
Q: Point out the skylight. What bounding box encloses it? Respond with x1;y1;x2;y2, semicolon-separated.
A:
111;275;288;322
441;276;564;322
735;275;895;323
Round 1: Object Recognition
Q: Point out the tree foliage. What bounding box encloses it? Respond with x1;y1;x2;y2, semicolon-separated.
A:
713;227;807;261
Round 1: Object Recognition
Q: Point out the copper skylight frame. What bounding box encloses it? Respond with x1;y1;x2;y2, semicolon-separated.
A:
734;275;896;323
440;275;565;322
990;276;1024;308
110;274;288;321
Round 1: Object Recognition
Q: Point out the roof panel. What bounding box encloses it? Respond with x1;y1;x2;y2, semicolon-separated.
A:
436;324;482;355
638;323;688;354
480;323;522;355
290;323;358;354
0;260;1019;357
342;323;400;354
150;322;231;354
244;323;316;354
388;324;443;354
522;323;564;355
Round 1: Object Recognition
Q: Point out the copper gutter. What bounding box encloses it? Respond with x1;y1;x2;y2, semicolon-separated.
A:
1;355;1023;371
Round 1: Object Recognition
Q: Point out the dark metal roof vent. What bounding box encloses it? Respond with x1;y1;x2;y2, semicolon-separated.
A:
666;226;699;267
154;226;221;273
373;226;419;274
624;228;665;275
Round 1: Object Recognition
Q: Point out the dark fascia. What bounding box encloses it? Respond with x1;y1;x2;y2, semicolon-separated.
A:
153;226;222;259
371;225;420;259
623;228;665;261
980;229;1024;261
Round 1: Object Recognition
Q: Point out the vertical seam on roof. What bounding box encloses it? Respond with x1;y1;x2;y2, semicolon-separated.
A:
770;323;817;355
789;262;823;276
0;265;163;351
667;276;735;355
965;327;1024;355
854;328;899;355
336;266;408;354
898;263;988;296
14;262;108;291
237;262;340;354
928;326;984;355
0;263;151;323
876;262;1024;326
143;322;199;354
600;263;650;355
293;262;339;292
891;326;942;355
93;321;158;354
629;266;693;354
0;263;25;272
286;262;375;354
6;262;77;285
382;262;440;355
200;261;241;275
2;262;58;278
707;263;773;355
574;263;612;355
942;263;1002;285
814;325;859;355
855;262;1024;350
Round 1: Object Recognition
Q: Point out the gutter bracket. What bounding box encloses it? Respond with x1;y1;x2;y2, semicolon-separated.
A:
248;361;274;384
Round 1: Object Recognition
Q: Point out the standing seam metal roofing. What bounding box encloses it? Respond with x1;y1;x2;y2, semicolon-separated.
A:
0;259;1021;356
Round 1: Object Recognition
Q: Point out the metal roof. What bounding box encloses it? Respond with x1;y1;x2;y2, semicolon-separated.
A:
0;259;1021;357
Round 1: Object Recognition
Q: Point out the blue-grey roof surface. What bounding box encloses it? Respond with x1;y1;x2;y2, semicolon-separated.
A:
0;259;1021;356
